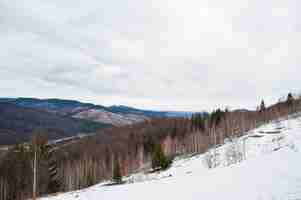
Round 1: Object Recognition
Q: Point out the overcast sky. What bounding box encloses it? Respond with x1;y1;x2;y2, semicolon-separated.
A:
0;0;300;111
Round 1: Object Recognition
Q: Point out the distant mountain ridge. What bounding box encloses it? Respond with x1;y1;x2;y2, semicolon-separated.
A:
109;105;195;117
0;98;196;145
0;98;107;115
0;98;194;125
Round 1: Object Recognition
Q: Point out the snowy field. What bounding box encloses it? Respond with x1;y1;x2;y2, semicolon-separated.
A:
41;116;301;200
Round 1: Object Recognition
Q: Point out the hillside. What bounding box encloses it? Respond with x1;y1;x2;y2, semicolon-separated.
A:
0;103;110;145
0;98;196;145
0;96;299;200
73;108;148;126
41;115;301;200
0;98;194;126
0;98;109;116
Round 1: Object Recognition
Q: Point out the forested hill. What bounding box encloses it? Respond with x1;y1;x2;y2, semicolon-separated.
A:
0;98;195;127
0;98;196;145
0;102;110;145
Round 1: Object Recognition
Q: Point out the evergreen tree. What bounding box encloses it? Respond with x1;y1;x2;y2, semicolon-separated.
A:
45;144;60;193
30;132;48;200
30;131;61;196
197;113;205;131
112;157;122;184
151;144;171;170
287;93;294;106
191;113;206;131
260;100;266;112
191;114;195;131
210;109;225;127
286;93;295;115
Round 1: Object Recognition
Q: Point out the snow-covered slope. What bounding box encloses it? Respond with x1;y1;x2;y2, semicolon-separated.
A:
41;116;301;200
73;108;148;126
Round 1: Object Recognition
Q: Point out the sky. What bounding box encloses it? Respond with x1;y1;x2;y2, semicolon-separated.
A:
0;0;300;111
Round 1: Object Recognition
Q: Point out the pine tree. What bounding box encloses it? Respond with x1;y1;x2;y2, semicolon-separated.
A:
30;131;60;197
112;157;122;184
191;114;195;131
287;93;294;107
151;144;171;170
197;113;205;131
210;109;225;127
260;100;266;112
45;144;60;193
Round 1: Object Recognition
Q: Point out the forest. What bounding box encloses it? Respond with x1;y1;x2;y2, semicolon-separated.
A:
0;94;300;200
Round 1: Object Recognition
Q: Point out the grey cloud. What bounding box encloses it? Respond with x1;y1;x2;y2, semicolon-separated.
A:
0;0;300;111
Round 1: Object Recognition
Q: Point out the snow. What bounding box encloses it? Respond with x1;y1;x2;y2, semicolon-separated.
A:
41;116;301;200
73;108;147;126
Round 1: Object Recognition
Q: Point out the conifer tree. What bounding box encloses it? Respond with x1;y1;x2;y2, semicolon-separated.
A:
260;100;266;112
287;93;294;108
151;144;171;170
31;133;48;200
30;131;60;197
112;157;122;184
45;144;60;193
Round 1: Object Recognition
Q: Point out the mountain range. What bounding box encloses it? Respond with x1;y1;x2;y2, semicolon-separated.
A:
0;98;194;145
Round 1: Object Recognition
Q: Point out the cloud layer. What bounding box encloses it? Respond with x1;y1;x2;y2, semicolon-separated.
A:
0;0;300;111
